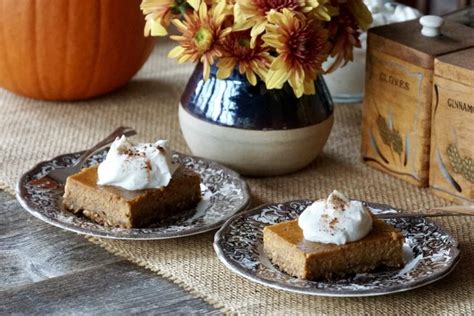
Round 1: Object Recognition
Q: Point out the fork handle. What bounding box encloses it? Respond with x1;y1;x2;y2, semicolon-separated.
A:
427;204;474;216
75;127;136;165
377;204;474;219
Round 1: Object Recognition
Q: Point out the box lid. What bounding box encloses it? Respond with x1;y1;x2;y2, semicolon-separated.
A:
444;6;474;27
368;19;474;69
435;47;474;86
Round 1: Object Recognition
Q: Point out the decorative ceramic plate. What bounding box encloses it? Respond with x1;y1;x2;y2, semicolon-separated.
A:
16;151;250;240
214;200;460;297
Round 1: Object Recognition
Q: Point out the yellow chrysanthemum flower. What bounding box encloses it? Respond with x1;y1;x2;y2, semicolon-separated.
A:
216;31;273;85
263;9;330;98
233;0;322;47
346;0;372;31
168;1;232;80
310;0;338;21
141;0;201;37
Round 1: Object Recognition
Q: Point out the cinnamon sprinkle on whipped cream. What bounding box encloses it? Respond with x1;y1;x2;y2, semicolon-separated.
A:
97;135;178;191
298;190;373;245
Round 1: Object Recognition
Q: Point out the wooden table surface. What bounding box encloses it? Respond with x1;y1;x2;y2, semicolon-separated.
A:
0;190;219;314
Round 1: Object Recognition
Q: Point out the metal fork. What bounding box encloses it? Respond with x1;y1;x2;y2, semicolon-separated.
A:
376;204;474;219
29;126;136;189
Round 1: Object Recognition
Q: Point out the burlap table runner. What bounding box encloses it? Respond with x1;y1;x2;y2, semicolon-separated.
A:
1;39;472;314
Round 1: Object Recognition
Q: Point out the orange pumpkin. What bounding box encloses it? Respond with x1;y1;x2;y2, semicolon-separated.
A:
0;0;155;101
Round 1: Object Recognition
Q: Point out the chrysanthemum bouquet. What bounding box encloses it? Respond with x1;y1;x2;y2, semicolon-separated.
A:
140;0;372;98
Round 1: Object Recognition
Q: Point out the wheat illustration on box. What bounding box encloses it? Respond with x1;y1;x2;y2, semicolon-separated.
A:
367;108;410;170
436;143;474;195
447;144;474;183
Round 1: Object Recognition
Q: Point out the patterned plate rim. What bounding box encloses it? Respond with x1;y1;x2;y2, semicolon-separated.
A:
16;151;251;240
213;200;461;297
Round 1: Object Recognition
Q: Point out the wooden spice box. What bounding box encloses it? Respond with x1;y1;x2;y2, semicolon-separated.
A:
430;48;474;204
361;19;474;187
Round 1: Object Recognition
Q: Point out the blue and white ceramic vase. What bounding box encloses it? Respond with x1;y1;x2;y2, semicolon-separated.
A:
179;64;334;176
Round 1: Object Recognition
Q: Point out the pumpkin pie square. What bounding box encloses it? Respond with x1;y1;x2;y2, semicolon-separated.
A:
263;217;404;280
63;165;201;228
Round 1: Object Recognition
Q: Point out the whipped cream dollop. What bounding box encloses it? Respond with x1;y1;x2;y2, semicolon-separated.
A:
97;136;178;191
298;191;373;245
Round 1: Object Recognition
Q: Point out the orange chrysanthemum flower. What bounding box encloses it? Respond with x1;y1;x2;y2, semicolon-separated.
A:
216;31;273;85
141;0;200;36
263;9;330;97
234;0;321;46
168;1;232;80
326;0;372;72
